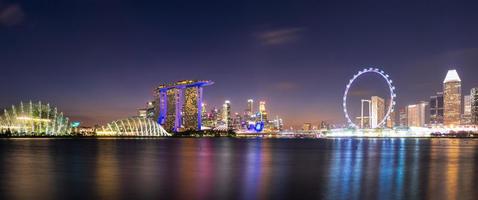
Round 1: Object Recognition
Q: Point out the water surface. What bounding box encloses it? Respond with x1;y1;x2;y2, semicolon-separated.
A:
0;138;477;200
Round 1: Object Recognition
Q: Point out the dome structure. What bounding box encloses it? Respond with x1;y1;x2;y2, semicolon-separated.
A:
0;101;71;136
96;117;170;136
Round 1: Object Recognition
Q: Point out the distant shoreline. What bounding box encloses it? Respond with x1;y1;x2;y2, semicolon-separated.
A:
0;136;477;139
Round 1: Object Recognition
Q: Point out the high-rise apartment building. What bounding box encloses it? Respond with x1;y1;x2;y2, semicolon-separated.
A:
443;70;461;126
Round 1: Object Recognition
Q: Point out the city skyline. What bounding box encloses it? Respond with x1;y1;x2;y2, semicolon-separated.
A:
2;1;478;127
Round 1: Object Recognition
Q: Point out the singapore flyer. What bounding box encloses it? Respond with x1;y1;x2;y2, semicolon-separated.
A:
343;68;396;128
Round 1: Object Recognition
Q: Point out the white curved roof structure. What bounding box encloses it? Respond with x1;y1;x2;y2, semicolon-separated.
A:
443;69;461;83
96;117;170;136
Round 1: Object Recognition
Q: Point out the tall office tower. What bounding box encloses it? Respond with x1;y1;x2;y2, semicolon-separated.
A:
429;92;444;126
154;80;214;132
259;101;268;122
370;96;385;128
399;107;408;127
443;70;462;126
471;88;478;125
407;101;429;127
223;100;232;130
211;107;219;127
462;95;472;124
464;95;471;115
246;99;254;115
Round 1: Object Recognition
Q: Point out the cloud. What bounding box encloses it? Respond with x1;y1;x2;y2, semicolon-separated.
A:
0;4;25;27
256;27;305;45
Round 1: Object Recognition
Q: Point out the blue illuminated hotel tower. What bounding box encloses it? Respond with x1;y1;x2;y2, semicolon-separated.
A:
154;80;214;132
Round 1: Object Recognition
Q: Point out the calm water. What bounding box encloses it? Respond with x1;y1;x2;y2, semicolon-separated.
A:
0;138;477;200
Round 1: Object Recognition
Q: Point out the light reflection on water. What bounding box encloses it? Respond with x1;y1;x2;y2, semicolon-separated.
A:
0;138;477;200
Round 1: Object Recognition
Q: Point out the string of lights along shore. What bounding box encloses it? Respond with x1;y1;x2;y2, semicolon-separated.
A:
1;68;478;137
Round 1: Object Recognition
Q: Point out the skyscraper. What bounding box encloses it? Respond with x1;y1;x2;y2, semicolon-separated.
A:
443;70;461;126
407;101;428;127
370;96;385;128
259;101;268;122
259;101;266;113
471;88;478;125
246;99;254;115
429;92;444;126
223;100;232;130
462;95;472;124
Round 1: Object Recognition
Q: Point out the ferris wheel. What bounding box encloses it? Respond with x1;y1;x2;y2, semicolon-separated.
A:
343;68;396;128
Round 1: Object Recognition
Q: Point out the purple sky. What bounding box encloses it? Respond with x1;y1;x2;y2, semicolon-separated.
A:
1;0;478;127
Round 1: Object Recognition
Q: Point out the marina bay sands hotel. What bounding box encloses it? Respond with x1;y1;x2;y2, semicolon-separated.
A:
153;80;214;132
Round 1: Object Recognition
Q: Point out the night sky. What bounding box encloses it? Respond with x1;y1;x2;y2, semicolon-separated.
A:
1;0;478;127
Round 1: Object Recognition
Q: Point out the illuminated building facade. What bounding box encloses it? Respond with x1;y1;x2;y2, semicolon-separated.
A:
429;92;444;126
462;95;472;124
370;96;385;128
386;100;396;128
399;107;408;127
302;123;312;131
259;101;268;122
223;100;232;130
246;99;254;116
471;88;478;125
407;101;428;127
443;70;461;126
154;80;214;132
386;110;396;128
138;101;156;119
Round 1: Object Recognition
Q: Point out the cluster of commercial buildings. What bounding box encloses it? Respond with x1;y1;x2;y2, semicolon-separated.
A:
350;69;478;129
199;99;284;132
301;121;331;131
137;80;283;133
397;69;478;128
